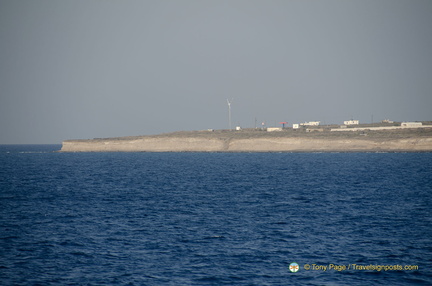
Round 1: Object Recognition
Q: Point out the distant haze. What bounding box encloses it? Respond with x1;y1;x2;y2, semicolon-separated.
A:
1;0;431;144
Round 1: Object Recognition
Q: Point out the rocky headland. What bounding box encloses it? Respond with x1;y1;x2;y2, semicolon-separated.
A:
60;125;432;152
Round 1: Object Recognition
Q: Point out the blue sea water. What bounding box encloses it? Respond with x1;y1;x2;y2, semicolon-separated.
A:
0;145;431;285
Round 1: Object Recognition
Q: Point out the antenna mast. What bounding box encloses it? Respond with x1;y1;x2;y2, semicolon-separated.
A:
227;99;232;130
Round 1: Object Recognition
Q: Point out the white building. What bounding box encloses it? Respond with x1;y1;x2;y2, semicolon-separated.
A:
267;127;283;132
292;124;299;129
300;121;320;126
344;120;359;125
401;122;422;127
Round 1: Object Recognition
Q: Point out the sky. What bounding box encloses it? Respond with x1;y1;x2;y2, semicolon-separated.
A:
1;0;431;144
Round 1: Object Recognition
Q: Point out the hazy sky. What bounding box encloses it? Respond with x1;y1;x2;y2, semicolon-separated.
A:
1;0;431;143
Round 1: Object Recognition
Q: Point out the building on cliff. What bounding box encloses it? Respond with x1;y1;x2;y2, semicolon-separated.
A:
300;121;320;126
267;127;283;132
344;120;359;125
401;122;422;127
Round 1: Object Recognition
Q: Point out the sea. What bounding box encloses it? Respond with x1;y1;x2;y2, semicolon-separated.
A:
0;145;431;285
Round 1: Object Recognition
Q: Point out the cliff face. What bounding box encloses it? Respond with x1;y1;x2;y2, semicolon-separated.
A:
60;136;432;152
61;137;227;152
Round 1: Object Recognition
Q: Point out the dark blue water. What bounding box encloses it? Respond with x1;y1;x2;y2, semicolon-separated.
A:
1;145;431;285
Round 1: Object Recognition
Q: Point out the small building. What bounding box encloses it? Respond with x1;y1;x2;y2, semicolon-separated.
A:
292;124;299;129
235;126;242;131
401;122;422;127
306;128;324;132
381;119;394;123
267;127;283;132
300;121;320;126
344;120;359;125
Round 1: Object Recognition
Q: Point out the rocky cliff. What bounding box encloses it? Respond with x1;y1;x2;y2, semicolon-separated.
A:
60;130;432;152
